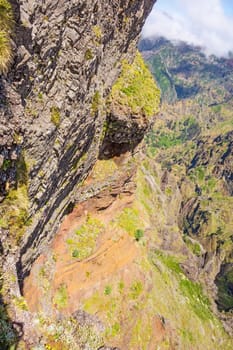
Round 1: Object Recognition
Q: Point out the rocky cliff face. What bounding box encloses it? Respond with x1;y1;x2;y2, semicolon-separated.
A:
0;0;156;282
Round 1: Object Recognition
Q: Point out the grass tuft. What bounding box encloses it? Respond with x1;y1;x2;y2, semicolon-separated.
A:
0;0;14;73
50;106;61;127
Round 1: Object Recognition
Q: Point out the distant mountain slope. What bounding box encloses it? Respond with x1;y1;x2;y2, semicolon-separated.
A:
140;37;233;319
139;37;233;105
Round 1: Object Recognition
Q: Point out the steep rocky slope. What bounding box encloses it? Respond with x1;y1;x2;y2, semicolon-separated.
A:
0;0;156;280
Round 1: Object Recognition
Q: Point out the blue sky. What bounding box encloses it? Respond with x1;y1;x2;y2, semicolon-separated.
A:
223;0;233;15
142;0;233;56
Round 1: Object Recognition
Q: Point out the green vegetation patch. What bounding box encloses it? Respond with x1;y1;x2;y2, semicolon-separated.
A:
0;0;13;26
130;317;153;350
50;106;61;127
0;0;14;73
91;90;101;114
183;236;202;256
116;207;142;236
179;328;194;344
189;165;205;182
130;281;143;299
83;290;117;316
134;228;144;241
211;104;221;113
12;296;28;311
149;131;182;150
66;215;104;260
105;322;121;338
111;52;160;117
136;167;155;216
0;185;30;243
85;48;93;60
0;304;18;349
179;278;212;321
1;159;11;171
53;284;68;309
92;25;102;42
0;153;29;243
152;250;183;274
148;54;175;103
104;285;112;296
188;164;219;195
146;116;200;153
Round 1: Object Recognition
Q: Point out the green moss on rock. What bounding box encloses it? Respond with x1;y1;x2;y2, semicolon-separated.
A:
50;106;61;127
0;185;30;243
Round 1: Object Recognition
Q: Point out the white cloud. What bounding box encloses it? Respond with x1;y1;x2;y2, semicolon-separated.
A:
142;0;233;56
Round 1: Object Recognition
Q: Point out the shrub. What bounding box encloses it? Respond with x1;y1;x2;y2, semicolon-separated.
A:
134;229;144;241
130;281;143;299
53;284;68;309
92;25;102;40
91;90;100;114
0;0;13;30
72;249;79;258
50;106;60;127
85;48;93;60
0;304;17;349
104;285;112;296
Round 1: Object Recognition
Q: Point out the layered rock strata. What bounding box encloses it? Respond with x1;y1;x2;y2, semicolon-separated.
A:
0;0;156;282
